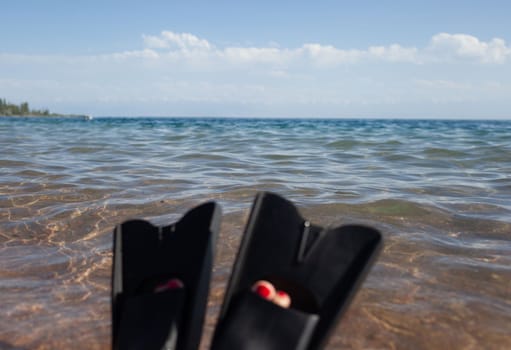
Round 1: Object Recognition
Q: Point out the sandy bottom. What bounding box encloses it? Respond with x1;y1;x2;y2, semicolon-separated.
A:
1;199;510;350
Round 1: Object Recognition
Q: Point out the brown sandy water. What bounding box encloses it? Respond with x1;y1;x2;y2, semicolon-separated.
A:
1;117;510;349
1;196;510;349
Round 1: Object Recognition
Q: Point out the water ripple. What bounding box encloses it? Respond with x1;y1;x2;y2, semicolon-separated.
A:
1;117;510;349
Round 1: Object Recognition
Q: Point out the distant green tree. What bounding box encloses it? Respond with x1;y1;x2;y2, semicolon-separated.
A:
20;102;30;115
0;98;7;114
0;97;67;117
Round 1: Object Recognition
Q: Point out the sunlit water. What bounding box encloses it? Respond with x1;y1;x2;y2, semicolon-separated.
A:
1;117;510;349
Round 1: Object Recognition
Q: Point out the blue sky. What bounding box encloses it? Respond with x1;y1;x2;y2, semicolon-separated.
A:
1;0;510;118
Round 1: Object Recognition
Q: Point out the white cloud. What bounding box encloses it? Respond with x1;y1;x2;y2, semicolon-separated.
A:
301;44;364;65
221;47;290;64
3;31;510;69
134;31;511;67
108;49;160;60
428;33;511;63
143;31;212;51
368;44;419;63
139;31;420;66
142;35;168;49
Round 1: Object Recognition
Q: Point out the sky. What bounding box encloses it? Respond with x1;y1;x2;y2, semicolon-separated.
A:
1;0;510;118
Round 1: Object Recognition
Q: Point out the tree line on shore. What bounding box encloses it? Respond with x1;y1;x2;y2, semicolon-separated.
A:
0;98;57;116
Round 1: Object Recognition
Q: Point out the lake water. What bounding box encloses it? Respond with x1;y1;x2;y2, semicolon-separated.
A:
1;117;510;349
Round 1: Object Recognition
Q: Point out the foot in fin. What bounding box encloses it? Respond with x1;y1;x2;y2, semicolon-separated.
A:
154;278;185;293
111;201;221;350
252;280;291;308
273;290;291;309
211;192;382;350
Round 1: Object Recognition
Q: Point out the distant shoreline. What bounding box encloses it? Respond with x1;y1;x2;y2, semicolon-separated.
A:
0;98;91;120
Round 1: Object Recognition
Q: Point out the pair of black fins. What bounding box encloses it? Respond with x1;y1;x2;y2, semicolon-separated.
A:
112;192;382;350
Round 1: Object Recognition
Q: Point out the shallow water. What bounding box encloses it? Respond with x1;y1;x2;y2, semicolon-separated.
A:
1;117;510;349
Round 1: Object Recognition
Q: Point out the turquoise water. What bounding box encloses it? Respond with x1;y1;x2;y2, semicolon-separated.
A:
1;117;510;349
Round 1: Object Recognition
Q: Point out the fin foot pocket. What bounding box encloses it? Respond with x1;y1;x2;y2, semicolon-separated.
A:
212;291;319;350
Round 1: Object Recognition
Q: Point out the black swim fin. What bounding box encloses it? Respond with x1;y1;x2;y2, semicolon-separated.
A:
211;192;382;350
111;202;221;350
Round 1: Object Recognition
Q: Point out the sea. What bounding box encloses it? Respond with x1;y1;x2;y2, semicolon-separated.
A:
1;116;510;349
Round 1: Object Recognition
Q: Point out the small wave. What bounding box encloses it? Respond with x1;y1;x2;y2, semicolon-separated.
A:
67;146;103;154
326;139;360;149
423;147;470;159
